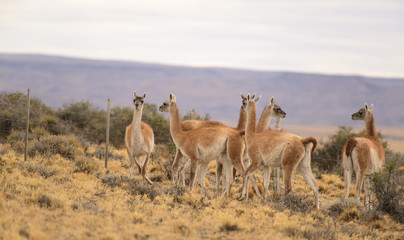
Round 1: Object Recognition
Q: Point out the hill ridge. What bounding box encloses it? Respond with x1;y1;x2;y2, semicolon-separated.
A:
1;53;403;127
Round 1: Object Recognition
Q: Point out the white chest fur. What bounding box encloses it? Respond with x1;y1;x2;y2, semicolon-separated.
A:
367;148;382;173
129;125;148;157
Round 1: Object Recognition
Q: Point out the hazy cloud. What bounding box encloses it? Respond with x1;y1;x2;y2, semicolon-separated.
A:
0;0;403;77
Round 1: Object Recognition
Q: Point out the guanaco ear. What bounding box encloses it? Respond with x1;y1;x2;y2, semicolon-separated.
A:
269;96;274;106
143;92;146;98
247;93;251;100
255;95;261;103
369;104;374;111
241;92;247;100
251;93;256;99
365;103;368;111
133;91;137;97
170;93;176;102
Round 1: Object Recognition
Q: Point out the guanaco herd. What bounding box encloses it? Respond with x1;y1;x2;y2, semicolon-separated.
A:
124;91;385;209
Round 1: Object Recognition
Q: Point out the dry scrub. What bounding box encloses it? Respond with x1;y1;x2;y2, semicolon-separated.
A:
0;143;402;239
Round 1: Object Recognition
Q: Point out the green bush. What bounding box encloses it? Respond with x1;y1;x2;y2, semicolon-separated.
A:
0;91;55;142
7;130;28;153
181;108;211;121
31;127;51;140
39;114;66;135
367;153;404;223
1;91;173;148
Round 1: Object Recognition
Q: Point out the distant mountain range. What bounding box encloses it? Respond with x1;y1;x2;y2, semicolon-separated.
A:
1;53;404;128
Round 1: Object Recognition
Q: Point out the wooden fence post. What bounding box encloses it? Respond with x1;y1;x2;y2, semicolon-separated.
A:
24;89;30;161
105;98;111;170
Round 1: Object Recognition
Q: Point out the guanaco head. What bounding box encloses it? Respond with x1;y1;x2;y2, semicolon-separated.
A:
240;92;248;111
262;96;286;119
351;103;373;121
159;93;176;112
246;93;261;108
133;91;146;110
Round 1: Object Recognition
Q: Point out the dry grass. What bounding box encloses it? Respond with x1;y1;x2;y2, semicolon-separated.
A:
0;144;403;240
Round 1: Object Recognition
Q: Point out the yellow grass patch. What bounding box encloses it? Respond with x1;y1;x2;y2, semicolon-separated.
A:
339;207;361;222
0;144;402;239
322;174;344;189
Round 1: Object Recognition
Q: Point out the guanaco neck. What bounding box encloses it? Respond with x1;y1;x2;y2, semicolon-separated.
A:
246;103;257;139
274;117;281;130
132;107;143;132
365;112;376;137
236;107;247;131
168;102;182;138
256;107;271;133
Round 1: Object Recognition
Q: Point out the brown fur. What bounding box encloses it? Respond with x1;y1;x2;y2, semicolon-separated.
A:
243;96;319;208
344;138;358;158
342;104;385;207
256;97;286;133
159;94;246;190
302;137;317;154
169;96;246;189
180;120;225;131
124;92;154;185
254;97;286;193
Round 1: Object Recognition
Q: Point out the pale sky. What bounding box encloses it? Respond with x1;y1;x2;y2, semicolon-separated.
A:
1;0;403;77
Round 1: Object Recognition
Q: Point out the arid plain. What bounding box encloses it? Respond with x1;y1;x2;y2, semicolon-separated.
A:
0;137;402;239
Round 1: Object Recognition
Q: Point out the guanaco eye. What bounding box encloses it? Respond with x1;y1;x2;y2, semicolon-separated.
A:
141;100;144;104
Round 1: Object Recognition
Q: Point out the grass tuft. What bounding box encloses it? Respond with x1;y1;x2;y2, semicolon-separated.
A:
100;174;125;188
174;223;191;237
328;197;360;216
125;179;159;201
18;162;57;179
219;221;240;233
339;207;360;222
278;192;312;212
74;156;99;174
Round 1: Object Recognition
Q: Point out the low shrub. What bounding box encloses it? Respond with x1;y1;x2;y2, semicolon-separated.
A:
219;221;240;232
124;178;159;200
367;153;404;223
339;207;361;222
18;162;57;179
277;192;312;212
0;146;10;173
85;149;124;161
30;135;82;159
30;127;50;140
39;114;66;135
7;130;30;153
7;127;51;153
74;156;99;174
328;198;361;216
24;191;63;209
284;223;336;240
100;174;125;188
